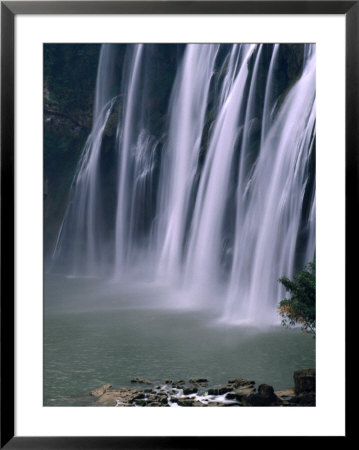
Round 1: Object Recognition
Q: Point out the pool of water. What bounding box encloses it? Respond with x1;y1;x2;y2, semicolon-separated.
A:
44;274;315;405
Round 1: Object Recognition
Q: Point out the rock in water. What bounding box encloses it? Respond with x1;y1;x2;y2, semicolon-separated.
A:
231;386;256;400
274;389;296;404
241;384;282;406
130;377;153;385
189;378;208;386
228;378;255;388
176;399;195;407
207;385;234;395
89;384;112;397
189;378;208;383
96;388;144;406
293;369;315;395
293;392;316;406
183;387;198;395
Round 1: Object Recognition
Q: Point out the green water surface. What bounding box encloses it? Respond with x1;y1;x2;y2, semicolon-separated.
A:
44;274;315;405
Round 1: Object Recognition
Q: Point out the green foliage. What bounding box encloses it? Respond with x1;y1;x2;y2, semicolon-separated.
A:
278;259;316;335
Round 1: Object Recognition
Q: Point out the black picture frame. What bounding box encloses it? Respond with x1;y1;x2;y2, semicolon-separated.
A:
1;1;353;447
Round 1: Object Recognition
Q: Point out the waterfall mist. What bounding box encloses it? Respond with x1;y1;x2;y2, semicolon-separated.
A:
50;43;316;325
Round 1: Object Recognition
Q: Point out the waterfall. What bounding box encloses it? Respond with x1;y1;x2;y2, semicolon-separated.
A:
114;44;145;274
156;44;219;282
183;45;256;290
52;44;118;276
51;43;316;325
225;46;316;323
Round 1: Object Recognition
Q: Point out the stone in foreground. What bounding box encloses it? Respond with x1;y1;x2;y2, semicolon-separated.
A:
241;384;283;406
97;388;144;406
293;369;316;395
89;384;112;397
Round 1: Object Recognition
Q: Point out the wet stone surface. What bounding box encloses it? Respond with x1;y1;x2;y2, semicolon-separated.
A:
54;371;315;407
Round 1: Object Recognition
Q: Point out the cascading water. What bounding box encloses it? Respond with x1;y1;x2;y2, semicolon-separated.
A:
51;43;316;325
156;44;220;282
225;46;316;323
183;44;257;292
114;44;145;273
52;44;118;276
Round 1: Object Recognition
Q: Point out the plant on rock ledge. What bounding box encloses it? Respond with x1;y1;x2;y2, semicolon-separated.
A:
278;259;316;336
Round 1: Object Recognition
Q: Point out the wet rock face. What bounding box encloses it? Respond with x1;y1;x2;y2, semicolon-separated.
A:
274;388;295;405
141;394;169;406
183;387;198;395
131;378;153;385
177;399;195;407
293;369;315;395
258;384;275;397
208;385;233;395
192;400;208;407
241;384;283;406
172;380;185;388
228;378;255;388
189;378;209;387
88;371;315;407
292;392;316;406
96;388;145;406
190;378;208;383
89;384;112;397
230;386;256;401
207;378;256;396
143;387;154;393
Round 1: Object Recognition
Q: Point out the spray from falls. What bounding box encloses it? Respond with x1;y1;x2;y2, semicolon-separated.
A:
51;43;316;325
